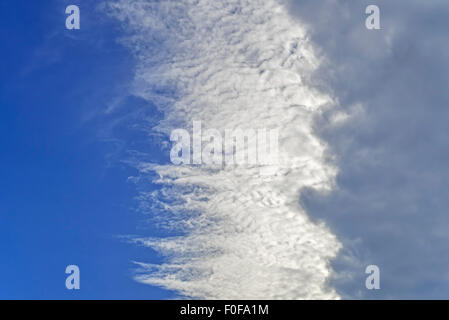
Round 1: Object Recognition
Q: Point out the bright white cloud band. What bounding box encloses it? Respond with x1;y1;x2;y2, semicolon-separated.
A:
107;0;342;299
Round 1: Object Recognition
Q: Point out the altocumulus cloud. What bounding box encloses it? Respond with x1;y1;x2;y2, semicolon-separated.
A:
102;0;449;300
104;0;344;299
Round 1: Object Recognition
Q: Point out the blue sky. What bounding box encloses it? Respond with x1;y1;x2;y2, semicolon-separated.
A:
0;0;172;299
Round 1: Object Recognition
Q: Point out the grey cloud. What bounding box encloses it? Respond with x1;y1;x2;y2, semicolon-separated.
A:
287;0;449;298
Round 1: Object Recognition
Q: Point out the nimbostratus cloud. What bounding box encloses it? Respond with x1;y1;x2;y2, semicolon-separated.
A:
286;0;449;298
106;0;342;299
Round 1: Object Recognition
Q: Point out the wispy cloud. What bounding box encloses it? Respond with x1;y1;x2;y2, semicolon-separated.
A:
106;0;342;299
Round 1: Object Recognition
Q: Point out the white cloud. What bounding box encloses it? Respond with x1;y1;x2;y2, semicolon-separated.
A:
106;0;341;299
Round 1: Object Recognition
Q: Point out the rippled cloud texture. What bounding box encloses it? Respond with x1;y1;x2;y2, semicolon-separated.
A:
105;0;449;299
106;0;341;299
